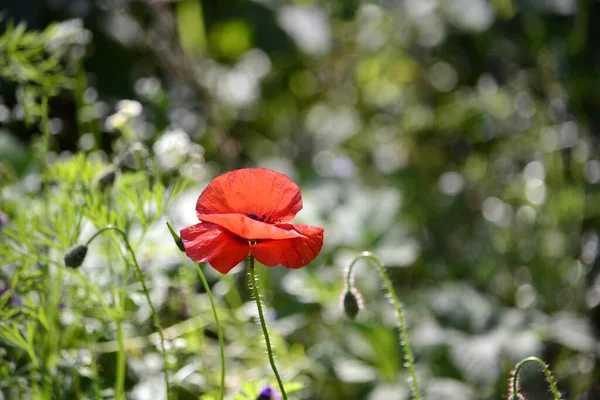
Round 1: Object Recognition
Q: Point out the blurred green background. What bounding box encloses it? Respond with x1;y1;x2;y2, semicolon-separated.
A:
1;0;600;399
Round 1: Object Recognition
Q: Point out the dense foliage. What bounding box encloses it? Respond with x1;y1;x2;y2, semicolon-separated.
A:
1;0;600;399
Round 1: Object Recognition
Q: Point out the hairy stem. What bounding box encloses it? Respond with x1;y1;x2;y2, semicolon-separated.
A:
247;256;287;400
511;356;562;400
115;311;126;400
346;251;421;400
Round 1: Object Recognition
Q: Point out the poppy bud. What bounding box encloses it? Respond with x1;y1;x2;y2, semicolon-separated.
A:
166;222;185;252
97;166;118;190
342;288;363;320
64;244;88;268
256;386;280;400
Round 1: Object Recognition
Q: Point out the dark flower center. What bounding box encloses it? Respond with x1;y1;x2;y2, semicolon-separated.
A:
246;213;268;223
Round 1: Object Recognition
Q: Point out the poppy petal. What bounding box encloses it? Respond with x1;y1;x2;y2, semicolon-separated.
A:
197;213;304;240
250;223;324;269
196;168;303;223
180;222;249;274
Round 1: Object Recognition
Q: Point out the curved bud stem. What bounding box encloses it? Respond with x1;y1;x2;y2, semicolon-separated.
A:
87;225;172;400
247;256;288;400
346;251;421;400
510;356;562;400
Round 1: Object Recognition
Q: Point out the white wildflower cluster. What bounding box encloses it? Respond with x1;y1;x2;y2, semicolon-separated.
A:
197;49;272;107
153;128;205;177
104;100;143;132
45;19;92;60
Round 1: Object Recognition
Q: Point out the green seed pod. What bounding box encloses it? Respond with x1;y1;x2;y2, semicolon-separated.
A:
342;288;363;320
64;244;88;268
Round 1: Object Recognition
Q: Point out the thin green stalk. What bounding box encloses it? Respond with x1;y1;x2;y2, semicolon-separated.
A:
87;225;172;400
192;262;225;400
345;251;421;400
107;238;125;400
115;310;126;400
73;60;94;140
30;354;41;400
247;256;287;400
48;265;64;366
38;91;52;398
40;94;50;172
511;356;562;400
115;236;130;400
166;221;225;398
26;343;40;369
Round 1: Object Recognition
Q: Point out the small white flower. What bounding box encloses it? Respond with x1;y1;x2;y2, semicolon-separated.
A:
153;128;193;170
104;112;127;131
116;100;142;118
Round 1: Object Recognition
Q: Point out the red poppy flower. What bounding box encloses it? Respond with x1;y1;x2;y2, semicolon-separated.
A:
180;168;324;274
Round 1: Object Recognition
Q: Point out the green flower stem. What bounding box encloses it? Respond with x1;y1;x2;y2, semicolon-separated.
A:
38;92;51;397
511;356;562;400
247;256;287;400
25;342;40;370
69;267;121;396
115;312;126;400
192;262;225;400
87;225;172;400
346;251;421;400
114;241;129;400
167;219;226;398
40;94;50;173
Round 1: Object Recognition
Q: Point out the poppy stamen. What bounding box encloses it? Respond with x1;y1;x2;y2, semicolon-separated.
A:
248;213;272;223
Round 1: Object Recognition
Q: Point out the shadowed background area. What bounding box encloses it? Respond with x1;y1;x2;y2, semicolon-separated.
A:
1;0;600;399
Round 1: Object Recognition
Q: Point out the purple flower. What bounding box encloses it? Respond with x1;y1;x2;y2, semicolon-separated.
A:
256;386;280;400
